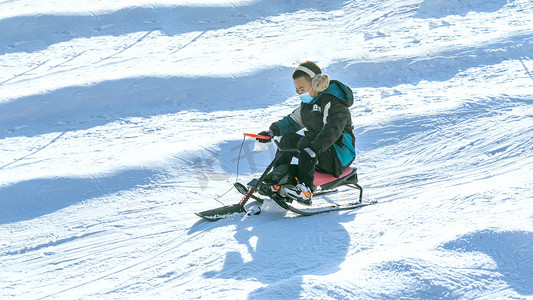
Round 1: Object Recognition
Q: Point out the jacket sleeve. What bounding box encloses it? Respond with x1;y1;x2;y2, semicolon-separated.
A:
270;105;305;136
310;97;350;153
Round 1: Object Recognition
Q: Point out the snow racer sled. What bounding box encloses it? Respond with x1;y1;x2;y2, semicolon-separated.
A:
196;133;372;221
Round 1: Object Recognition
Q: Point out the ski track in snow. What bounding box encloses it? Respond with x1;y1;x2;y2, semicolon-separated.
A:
1;0;533;299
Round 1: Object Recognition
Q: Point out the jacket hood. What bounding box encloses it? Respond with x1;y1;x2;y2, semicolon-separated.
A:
316;80;354;107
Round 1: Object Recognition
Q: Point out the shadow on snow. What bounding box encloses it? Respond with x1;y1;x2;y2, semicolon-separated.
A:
354;96;530;152
0;67;294;139
329;33;533;89
0;1;346;55
416;0;509;19
372;229;533;298
192;211;357;299
2;35;530;139
0;168;162;224
442;229;533;296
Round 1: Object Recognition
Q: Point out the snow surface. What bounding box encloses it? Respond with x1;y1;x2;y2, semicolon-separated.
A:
1;0;533;298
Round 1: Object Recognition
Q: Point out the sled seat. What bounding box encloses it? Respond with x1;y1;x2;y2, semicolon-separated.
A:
313;167;362;201
314;167;358;190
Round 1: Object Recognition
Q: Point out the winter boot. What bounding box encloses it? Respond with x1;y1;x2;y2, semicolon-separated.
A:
283;183;313;205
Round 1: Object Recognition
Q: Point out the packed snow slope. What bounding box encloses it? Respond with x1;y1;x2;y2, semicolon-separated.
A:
1;0;533;299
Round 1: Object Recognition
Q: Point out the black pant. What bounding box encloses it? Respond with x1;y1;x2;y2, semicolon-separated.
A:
274;132;340;187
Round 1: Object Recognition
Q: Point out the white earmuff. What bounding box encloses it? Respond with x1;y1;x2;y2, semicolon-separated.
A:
312;74;330;92
293;66;330;92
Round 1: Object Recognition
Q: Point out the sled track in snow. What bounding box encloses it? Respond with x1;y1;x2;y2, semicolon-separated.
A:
38;222;220;298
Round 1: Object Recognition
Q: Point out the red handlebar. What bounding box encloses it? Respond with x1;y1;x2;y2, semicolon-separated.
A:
244;133;271;140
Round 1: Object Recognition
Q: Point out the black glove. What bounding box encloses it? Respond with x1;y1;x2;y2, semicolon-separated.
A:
263;164;289;185
257;130;273;143
298;146;318;167
269;123;281;137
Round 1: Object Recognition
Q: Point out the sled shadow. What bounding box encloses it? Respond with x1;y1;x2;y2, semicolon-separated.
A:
442;229;533;296
202;211;356;298
416;0;508;19
0;0;346;55
0;168;162;224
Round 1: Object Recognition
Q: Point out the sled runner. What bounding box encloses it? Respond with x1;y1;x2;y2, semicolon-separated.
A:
195;134;372;221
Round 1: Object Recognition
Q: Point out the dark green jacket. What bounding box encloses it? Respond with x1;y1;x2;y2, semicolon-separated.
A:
270;80;356;168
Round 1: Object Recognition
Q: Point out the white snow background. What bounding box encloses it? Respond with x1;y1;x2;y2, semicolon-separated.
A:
1;0;533;299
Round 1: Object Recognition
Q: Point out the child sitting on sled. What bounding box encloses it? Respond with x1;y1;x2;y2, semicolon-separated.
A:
257;61;357;205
